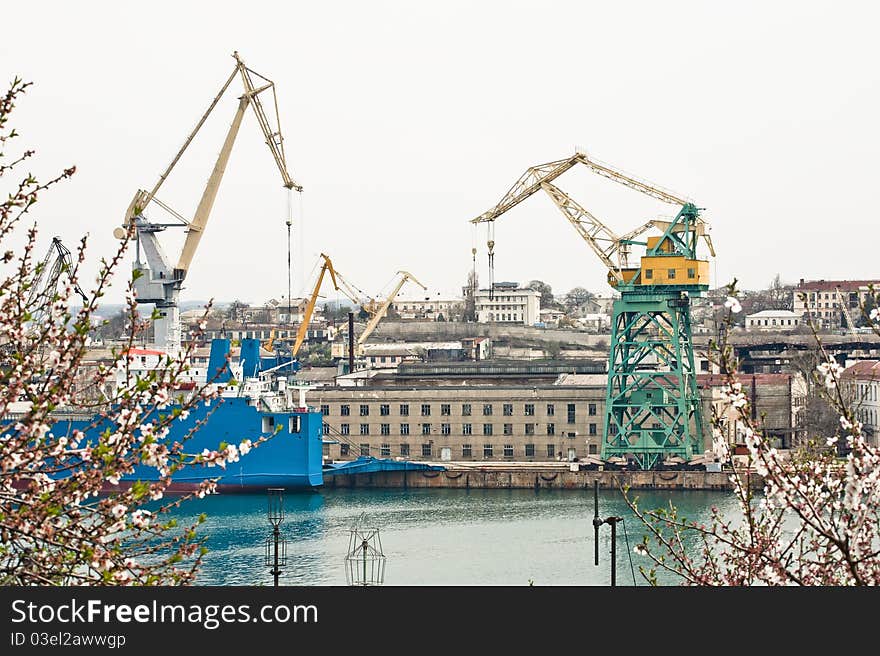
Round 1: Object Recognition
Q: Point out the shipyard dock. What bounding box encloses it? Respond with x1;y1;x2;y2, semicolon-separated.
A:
324;460;762;491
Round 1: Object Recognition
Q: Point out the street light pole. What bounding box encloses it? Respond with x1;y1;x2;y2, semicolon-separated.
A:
266;488;286;586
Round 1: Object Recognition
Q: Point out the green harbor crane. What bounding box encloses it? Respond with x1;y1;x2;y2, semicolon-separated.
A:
470;151;715;469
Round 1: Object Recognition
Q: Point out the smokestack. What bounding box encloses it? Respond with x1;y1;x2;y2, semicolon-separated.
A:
348;311;355;374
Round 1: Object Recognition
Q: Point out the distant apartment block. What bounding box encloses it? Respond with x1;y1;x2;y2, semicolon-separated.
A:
793;279;880;329
475;282;541;326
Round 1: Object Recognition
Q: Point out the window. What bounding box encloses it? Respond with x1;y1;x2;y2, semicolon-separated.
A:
380;444;390;456
360;444;370;456
322;443;330;457
400;423;410;436
483;444;494;457
483;404;493;416
359;404;369;416
289;417;300;433
340;444;350;456
589;423;597;436
525;423;535;436
463;423;472;436
421;404;431;416
525;444;535;457
503;423;513;435
547;403;555;416
524;403;535;416
483;424;493;436
567;403;576;424
421;423;431;435
441;423;451;436
400;443;410;457
380;404;390;416
503;444;514;457
462;444;472;457
322;422;331;434
503;403;513;416
422;443;433;457
380;423;390;436
340;404;350;416
547;423;555;435
462;403;472;416
687;268;695;279
588;444;598;455
668;269;676;279
588;403;597;416
340;423;350;436
441;404;451;416
400;404;409;416
645;269;653;279
360;424;369;436
546;444;556;457
320;404;329;416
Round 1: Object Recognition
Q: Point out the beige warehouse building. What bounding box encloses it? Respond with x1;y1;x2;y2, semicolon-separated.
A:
309;363;796;463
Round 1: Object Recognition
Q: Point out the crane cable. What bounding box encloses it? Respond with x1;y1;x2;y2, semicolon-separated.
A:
287;189;293;326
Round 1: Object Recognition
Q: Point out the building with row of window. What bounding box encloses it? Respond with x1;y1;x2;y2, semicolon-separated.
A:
475;282;541;326
745;309;802;331
793;279;880;330
842;360;880;446
390;297;464;321
312;368;797;463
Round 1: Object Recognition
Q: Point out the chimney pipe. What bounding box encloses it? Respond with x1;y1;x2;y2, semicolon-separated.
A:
348;311;355;374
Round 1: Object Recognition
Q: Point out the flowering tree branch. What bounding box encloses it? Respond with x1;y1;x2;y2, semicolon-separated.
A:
625;280;880;585
0;77;269;585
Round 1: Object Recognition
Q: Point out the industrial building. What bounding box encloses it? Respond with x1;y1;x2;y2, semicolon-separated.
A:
314;363;797;464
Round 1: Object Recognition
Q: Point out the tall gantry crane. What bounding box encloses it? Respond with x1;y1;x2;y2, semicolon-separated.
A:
471;150;714;469
115;51;301;354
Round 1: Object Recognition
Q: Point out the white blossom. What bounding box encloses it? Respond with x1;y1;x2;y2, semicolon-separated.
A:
724;296;742;314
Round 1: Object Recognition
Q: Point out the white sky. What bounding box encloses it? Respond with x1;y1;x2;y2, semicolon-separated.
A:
2;1;878;308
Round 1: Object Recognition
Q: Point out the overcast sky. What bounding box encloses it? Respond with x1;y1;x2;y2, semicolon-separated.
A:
2;1;878;308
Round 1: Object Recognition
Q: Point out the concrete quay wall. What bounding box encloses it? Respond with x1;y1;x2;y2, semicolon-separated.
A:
324;466;760;491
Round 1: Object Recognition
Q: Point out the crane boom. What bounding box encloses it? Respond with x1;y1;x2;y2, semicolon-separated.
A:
357;272;426;355
291;253;338;357
835;287;857;335
122;52;301;353
539;181;624;280
469;150;713;287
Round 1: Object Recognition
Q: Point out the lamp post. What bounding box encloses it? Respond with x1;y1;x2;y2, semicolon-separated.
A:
265;488;287;586
592;480;623;586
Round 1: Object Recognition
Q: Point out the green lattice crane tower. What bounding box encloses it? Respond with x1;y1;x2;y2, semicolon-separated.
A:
470;152;716;469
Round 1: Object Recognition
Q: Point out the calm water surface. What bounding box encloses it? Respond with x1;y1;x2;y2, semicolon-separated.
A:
169;488;740;586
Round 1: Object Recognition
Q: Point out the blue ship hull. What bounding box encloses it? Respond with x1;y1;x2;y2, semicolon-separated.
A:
52;396;325;491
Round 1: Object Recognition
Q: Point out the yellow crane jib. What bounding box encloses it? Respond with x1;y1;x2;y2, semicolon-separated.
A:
469;150;714;293
291;253;339;358
356;272;426;357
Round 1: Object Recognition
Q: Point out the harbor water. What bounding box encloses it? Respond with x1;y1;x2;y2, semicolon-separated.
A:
169;488;741;586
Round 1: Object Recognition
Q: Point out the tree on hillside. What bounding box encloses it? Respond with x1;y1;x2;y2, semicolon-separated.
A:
526;280;558;309
0;78;251;585
462;269;478;322
564;286;595;311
